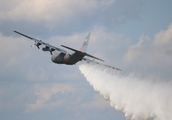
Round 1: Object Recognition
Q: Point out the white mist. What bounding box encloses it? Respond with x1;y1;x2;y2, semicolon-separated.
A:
79;62;172;120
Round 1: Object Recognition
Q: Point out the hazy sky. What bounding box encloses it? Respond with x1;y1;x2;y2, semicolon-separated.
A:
0;0;172;120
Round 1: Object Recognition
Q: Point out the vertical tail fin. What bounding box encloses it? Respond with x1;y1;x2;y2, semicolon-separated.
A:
80;32;91;52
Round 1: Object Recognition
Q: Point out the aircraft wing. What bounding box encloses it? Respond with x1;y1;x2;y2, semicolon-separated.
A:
82;58;122;71
14;31;67;54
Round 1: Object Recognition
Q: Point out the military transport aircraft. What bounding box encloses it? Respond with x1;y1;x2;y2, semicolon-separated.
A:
14;31;121;71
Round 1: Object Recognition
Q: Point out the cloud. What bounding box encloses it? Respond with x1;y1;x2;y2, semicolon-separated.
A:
0;32;51;81
25;83;75;112
0;33;31;73
0;0;145;34
80;94;110;109
124;23;172;79
0;0;115;24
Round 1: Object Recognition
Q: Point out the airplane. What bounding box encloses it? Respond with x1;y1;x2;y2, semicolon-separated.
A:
14;31;122;71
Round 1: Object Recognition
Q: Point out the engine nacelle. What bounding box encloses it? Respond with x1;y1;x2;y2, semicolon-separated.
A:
42;46;50;51
63;54;70;61
42;46;55;55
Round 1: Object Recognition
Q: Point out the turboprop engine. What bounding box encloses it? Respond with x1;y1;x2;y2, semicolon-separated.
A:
34;41;42;49
42;46;55;55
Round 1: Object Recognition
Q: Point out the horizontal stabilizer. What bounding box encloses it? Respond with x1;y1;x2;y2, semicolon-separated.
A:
61;45;81;54
61;45;104;62
85;53;104;62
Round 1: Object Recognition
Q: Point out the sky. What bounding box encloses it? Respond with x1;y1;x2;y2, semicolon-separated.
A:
0;0;172;120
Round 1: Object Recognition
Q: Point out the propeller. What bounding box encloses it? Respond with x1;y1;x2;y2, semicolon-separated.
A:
34;41;42;49
49;48;55;55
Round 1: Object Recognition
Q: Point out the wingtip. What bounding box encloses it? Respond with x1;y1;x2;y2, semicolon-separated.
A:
13;30;19;34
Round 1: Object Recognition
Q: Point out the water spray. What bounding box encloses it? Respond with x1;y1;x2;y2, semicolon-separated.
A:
79;62;172;120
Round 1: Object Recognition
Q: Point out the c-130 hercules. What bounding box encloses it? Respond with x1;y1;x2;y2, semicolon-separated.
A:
14;31;121;71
